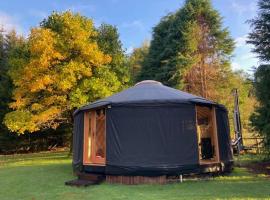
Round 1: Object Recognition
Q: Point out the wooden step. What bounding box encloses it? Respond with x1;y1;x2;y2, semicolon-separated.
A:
77;172;105;182
65;173;105;187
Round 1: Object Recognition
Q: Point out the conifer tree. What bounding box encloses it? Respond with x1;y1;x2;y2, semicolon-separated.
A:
0;30;27;150
139;0;234;99
248;0;270;152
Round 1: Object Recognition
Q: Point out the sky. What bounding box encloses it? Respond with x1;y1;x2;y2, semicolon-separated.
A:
0;0;259;73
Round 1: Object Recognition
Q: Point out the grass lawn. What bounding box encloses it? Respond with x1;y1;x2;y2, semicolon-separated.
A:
0;151;269;200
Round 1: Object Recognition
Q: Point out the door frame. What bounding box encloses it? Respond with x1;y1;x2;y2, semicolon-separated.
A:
83;109;106;166
195;105;220;164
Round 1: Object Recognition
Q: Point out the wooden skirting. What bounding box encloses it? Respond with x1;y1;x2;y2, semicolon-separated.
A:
106;175;167;185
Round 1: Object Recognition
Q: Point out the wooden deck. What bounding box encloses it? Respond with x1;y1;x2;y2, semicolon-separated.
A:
106;175;167;185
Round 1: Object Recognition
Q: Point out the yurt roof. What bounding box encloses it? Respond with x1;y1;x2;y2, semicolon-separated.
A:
74;80;220;115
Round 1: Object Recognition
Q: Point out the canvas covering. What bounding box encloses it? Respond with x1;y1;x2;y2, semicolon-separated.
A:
72;81;232;175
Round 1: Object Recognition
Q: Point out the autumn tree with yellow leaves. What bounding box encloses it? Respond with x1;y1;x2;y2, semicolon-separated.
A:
4;11;126;134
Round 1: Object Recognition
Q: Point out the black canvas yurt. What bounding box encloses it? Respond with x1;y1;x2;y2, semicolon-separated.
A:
72;80;233;184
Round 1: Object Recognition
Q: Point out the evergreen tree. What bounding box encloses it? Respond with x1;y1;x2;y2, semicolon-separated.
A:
250;65;270;152
137;0;257;138
139;0;234;99
248;0;270;153
0;28;10;152
0;30;28;152
248;0;270;62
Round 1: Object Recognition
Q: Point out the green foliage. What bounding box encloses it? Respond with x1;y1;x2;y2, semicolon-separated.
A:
69;66;121;108
4;110;35;133
248;0;270;153
0;30;69;153
4;11;124;134
250;65;270;153
0;30;25;120
97;23;130;87
0;29;11;152
221;71;257;136
128;41;149;84
136;0;256;136
0;30;28;152
0;29;9;119
0;12;128;152
139;0;234;89
248;0;270;62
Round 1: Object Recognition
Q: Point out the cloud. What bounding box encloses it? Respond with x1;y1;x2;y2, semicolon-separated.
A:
121;20;144;31
234;34;257;60
0;12;23;34
234;35;249;48
231;1;257;16
239;52;256;60
231;62;242;70
232;34;260;71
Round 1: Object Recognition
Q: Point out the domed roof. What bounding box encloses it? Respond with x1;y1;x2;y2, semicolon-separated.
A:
75;80;219;114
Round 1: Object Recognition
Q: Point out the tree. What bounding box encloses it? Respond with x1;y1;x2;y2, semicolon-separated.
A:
137;0;257;139
247;0;270;62
250;65;270;152
0;28;10;152
4;11;122;134
248;0;270;152
128;41;149;83
224;71;257;137
138;14;175;84
97;24;130;88
139;0;234;99
0;30;28;151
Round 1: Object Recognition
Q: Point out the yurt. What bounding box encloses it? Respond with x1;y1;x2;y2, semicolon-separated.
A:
72;80;233;184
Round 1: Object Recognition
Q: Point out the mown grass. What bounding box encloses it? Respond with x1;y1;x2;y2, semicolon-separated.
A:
0;151;269;200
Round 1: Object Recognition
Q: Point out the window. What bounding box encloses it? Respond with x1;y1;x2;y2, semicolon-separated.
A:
83;109;106;165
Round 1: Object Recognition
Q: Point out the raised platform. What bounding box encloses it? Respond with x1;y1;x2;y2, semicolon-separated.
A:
68;161;233;186
106;175;167;185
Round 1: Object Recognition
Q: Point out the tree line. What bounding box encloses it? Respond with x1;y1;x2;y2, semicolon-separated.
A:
130;0;257;149
248;0;270;154
0;13;130;153
0;0;269;154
